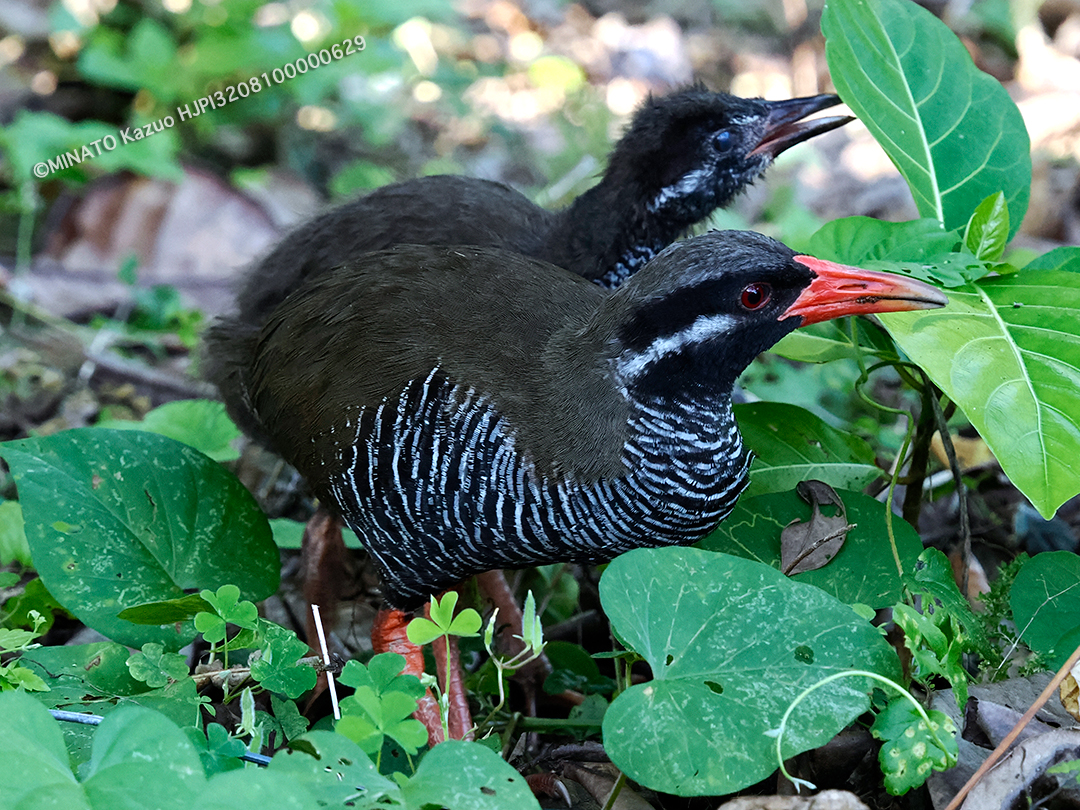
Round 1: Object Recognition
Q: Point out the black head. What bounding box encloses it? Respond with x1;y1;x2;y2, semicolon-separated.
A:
606;87;851;227
603;230;947;398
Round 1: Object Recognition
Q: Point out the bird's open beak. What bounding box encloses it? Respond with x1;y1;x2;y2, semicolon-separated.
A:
782;255;949;326
749;94;854;158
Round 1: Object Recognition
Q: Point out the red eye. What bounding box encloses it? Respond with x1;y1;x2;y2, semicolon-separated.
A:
740;283;771;310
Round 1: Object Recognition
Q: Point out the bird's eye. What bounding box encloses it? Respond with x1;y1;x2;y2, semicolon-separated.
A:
713;130;734;152
740;283;771;310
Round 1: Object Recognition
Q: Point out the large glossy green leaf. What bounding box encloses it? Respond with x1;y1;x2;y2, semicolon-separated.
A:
736;402;881;497
0;429;278;648
698;489;922;608
822;0;1031;236
600;547;901;796
880;269;1080;517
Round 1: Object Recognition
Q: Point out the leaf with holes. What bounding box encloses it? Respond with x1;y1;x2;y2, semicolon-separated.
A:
871;698;958;795
401;740;540;810
267;731;401;806
600;547;901;796
0;429;278;649
735;402;881;497
880;270;1080;518
822;0;1030;237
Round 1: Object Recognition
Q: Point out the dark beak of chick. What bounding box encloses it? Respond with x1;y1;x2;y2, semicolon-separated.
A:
782;255;949;326
749;94;854;159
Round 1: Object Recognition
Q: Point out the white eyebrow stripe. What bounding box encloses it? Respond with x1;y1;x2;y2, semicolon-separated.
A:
617;313;736;379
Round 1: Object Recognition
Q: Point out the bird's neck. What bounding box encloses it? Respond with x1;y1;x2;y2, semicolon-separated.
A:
547;175;706;288
622;387;747;484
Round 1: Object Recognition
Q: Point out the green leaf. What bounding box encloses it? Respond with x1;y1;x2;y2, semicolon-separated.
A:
447;608;482;638
871;699;958;795
200;584;259;629
337;684;426;756
19;642;201;768
401;740;540;810
964;192;1009;261
1024;246;1080;273
0;110;182;183
2;663;49;692
79;706;207;810
1010;551;1080;668
269;518;364;550
698;489;923;608
822;0;1031;237
189;723;246;777
3;577;65;635
735;402;881;497
268;731;401;806
339;653;425;699
0;429;278;649
249;622;317;698
0;500;31;567
892;603;970;706
406;617;444;646
805;216;987;288
127;642;189;688
905;548;986;646
429;590;458;628
118;593;214;625
270;695;309;742
193;611;228;645
78;18;179;100
807;216;959;265
600;547;901;795
0;691;83;808
772;316;894;363
880;269;1080;518
95;400;241;462
195;768;319;809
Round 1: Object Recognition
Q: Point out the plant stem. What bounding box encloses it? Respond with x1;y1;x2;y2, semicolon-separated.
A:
600;771;626;810
926;381;972;598
773;670;953;791
901;386;937;529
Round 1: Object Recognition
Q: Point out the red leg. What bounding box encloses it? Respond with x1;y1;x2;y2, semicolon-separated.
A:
372;607;444;745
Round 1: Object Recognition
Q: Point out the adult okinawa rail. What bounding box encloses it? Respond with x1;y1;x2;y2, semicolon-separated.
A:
216;229;947;740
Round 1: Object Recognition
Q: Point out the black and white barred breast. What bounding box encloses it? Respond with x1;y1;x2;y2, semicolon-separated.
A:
321;367;750;609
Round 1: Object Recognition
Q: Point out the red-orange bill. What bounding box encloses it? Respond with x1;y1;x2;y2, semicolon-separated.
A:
783;255;949;326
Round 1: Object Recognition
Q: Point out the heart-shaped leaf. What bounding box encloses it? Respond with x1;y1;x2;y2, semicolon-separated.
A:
600;547;900;795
